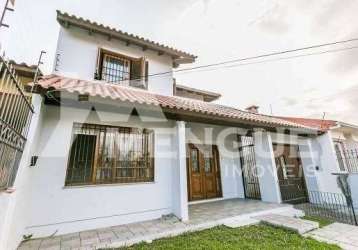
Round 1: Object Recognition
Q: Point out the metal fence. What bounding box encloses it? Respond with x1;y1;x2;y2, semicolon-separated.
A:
336;149;358;173
0;53;34;190
296;191;358;225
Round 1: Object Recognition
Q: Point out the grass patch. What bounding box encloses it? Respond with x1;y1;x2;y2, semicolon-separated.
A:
111;224;340;250
303;215;334;228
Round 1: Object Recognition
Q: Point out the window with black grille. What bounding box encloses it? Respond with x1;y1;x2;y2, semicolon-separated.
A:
65;123;154;186
95;49;148;89
101;54;130;83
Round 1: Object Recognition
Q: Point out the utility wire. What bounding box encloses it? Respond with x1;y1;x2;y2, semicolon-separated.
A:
94;37;358;83
169;37;358;75
45;37;358;90
45;43;358;95
171;45;358;76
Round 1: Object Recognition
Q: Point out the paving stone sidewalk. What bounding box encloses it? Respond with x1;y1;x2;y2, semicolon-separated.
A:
306;223;358;250
255;214;319;234
17;199;297;250
18;216;187;250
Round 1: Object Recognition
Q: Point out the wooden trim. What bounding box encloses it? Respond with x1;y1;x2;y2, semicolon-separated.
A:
97;48;134;82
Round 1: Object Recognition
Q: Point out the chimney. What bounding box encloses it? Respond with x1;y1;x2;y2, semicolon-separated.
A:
245;105;259;114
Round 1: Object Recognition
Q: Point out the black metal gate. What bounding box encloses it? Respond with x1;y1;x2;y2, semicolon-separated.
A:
0;54;34;190
273;144;308;204
238;135;261;200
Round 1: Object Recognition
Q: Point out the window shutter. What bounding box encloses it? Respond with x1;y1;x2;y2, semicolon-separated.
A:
130;58;142;80
130;57;147;89
94;48;102;80
145;60;149;85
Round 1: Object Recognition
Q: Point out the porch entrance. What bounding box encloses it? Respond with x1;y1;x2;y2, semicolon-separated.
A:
187;144;222;201
238;136;261;200
273;144;308;204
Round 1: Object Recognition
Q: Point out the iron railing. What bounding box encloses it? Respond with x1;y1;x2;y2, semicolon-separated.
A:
296;191;358;225
0;53;34;190
336;149;358;173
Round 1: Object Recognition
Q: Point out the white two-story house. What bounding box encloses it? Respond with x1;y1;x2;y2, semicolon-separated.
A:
0;10;346;250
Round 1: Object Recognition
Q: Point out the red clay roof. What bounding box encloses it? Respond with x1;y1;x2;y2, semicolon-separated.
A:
32;75;315;130
278;117;337;131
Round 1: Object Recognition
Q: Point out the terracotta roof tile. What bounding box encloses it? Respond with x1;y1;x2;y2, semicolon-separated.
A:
33;75;315;130
278;117;337;131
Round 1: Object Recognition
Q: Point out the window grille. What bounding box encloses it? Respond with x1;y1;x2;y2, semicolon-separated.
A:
101;54;130;83
65;123;154;186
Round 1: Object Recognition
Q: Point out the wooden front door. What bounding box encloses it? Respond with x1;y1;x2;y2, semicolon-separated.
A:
187;144;222;201
273;144;308;204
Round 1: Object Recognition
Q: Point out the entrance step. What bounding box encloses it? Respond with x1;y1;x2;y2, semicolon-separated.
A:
254;214;319;234
224;218;259;228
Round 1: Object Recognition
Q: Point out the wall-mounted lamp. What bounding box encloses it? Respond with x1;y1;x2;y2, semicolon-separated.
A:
30;156;38;167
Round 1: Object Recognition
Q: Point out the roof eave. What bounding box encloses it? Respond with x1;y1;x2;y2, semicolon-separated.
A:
31;86;315;135
336;121;358;130
175;85;222;102
56;10;196;64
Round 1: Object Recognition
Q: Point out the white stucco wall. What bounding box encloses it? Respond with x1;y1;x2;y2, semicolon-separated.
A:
55;27;174;96
310;132;341;194
172;121;188;221
0;193;12;250
298;138;320;192
185;123;245;200
253;131;281;203
12;101;178;240
3;98;246;246
0;95;45;250
2;94;338;248
348;174;358;209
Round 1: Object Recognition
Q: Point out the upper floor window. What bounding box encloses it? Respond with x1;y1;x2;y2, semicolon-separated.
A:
95;49;148;89
102;53;131;82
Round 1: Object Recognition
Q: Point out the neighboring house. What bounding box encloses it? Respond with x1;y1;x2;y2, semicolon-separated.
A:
10;61;40;85
280;117;358;173
173;82;221;102
0;11;346;250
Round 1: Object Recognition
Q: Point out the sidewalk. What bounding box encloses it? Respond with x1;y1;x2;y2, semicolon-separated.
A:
306;223;358;250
